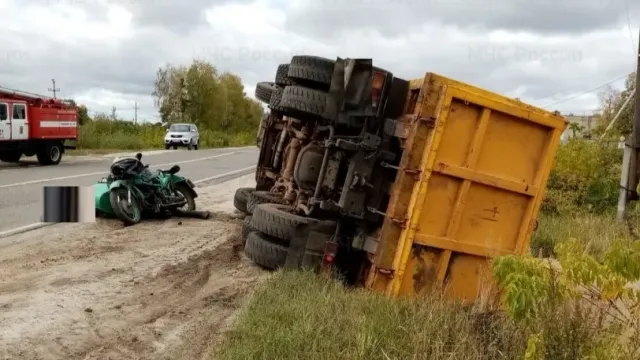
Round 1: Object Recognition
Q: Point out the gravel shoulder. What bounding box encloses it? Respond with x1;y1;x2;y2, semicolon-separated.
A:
0;174;270;360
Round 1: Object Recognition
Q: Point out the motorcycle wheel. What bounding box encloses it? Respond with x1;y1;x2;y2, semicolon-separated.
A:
109;188;142;225
173;183;196;212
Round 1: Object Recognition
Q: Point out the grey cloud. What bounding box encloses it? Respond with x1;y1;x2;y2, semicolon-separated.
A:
284;0;639;38
3;0;637;120
27;0;251;33
119;0;256;33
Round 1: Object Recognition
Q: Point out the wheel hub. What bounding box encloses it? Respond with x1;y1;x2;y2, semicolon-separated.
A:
50;146;60;162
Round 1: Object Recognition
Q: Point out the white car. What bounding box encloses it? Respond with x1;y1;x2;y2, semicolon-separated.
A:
164;123;199;150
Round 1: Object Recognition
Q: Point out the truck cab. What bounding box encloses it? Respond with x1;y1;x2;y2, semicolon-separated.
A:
0;99;29;141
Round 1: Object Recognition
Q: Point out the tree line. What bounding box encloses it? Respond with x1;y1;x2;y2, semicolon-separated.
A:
67;59;263;134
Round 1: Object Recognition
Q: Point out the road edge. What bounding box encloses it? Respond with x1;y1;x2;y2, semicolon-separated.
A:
0;166;256;239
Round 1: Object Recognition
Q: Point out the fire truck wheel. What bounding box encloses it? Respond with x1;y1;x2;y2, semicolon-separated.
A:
246;190;287;214
287;55;335;90
278;85;329;120
0;151;22;163
243;231;287;270
36;142;62;165
250;203;337;243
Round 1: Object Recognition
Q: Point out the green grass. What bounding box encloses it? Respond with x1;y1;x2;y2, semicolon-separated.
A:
530;211;637;259
76;120;256;150
215;270;528;360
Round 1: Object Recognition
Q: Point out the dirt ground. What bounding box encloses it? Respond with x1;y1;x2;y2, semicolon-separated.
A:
0;174;270;360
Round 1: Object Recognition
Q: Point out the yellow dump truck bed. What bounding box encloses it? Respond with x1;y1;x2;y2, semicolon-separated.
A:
366;73;568;302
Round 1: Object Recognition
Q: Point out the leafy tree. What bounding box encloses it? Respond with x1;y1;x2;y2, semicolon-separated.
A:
568;122;585;138
152;60;263;133
595;72;636;138
76;105;90;125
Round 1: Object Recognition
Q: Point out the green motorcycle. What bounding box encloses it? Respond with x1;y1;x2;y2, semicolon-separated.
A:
93;153;198;225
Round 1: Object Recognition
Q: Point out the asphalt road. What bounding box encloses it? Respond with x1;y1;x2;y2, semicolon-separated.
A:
0;147;258;233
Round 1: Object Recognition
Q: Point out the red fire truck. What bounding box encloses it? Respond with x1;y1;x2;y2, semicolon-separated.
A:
0;88;78;165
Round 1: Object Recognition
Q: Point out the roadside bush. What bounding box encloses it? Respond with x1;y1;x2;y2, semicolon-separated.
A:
493;239;640;359
543;139;621;215
77;118;256;150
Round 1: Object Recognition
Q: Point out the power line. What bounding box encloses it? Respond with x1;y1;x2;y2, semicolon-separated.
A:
543;74;631;108
134;102;139;124
624;0;636;55
47;79;60;99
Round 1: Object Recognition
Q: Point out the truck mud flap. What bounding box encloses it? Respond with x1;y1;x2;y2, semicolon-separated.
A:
284;223;333;270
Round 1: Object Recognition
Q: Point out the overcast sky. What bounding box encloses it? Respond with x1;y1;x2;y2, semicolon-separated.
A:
0;0;638;122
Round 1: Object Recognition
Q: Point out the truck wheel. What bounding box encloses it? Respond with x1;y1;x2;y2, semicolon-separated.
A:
268;85;284;114
287;55;335;90
0;150;22;163
255;82;276;104
246;191;287;214
250;203;337;243
243;231;288;270
233;187;254;214
278;85;328;120
242;216;253;243
274;64;297;87
37;142;62;165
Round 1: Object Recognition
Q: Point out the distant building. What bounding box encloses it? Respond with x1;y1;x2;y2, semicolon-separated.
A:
560;114;599;143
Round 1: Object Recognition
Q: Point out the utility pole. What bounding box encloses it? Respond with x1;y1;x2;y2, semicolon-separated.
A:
111;106;117;120
133;102;139;124
47;79;60;99
618;27;640;221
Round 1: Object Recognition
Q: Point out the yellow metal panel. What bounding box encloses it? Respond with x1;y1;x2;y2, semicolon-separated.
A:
368;72;568;303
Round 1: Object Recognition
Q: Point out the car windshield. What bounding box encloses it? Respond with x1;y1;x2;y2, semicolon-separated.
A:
169;124;191;132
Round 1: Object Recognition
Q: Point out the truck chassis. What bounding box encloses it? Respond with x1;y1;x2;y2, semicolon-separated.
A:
236;56;410;283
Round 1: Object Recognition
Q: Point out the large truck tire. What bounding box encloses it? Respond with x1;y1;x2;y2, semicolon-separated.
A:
287;55;335;90
243;231;288;270
278;85;328;120
250;203;337;242
274;63;297;87
246;191;287;214
36;141;63;166
242;216;253;244
0;150;22;163
255;82;276;104
268;86;285;114
233;187;254;214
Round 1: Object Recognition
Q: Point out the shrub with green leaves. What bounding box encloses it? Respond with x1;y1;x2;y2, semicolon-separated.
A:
543;140;621;215
493;239;640;359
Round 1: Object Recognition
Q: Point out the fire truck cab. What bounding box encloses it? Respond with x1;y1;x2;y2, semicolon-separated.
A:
0;88;77;165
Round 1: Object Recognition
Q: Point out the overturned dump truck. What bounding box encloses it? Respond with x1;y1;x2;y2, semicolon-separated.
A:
235;56;568;302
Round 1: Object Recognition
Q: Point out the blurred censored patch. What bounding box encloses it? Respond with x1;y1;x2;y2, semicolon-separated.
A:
42;186;95;223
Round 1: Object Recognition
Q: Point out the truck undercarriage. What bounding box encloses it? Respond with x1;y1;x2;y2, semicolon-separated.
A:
236;56;411;282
